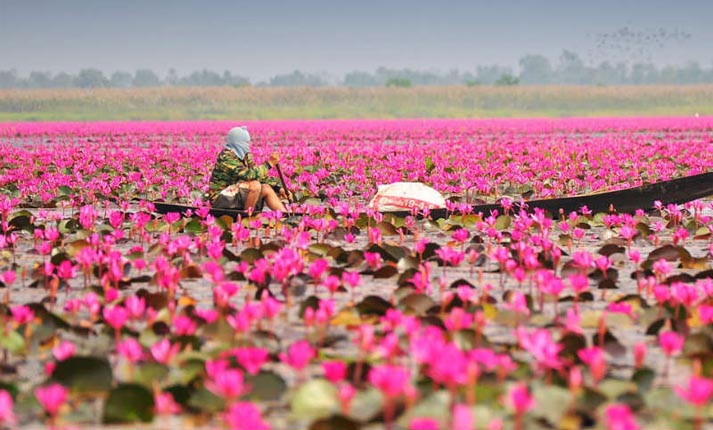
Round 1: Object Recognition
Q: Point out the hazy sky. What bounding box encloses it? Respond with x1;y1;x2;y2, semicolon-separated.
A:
1;0;711;81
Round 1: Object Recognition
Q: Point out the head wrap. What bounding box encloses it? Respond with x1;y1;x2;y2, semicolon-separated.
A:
225;126;251;160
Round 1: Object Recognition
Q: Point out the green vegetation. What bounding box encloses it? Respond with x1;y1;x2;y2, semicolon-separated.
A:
385;77;412;88
494;73;520;86
1;85;713;121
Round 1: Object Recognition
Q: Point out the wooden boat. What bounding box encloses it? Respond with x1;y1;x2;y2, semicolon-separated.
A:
152;171;713;220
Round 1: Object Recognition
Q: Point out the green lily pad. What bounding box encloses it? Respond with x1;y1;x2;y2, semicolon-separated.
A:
495;215;512;230
242;240;266;257
188;386;225;413
0;330;25;354
645;387;696;419
291;379;339;421
372;266;398;279
683;332;713;358
245;370;287;401
346;387;383;423
356;295;393;317
51;356;113;394
103;384;154;424
183;219;203;234
598;379;637;399
310;415;361;430
532;384;572;425
399;293;436;315
397;390;449;428
134;362;170;388
375;221;399;236
631;367;655;393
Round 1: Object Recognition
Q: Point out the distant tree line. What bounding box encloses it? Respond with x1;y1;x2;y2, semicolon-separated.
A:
0;68;251;89
3;51;713;89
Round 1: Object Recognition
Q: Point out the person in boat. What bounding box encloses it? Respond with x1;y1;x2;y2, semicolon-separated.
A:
206;126;289;212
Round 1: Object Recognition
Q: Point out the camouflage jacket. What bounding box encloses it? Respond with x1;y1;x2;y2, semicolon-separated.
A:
206;149;279;202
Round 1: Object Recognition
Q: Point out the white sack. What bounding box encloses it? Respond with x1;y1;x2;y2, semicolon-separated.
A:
368;182;446;212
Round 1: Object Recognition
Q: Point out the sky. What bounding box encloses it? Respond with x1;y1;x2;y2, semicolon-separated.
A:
1;0;711;81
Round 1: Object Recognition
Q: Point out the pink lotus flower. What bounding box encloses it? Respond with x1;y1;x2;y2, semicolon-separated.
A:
659;331;684;356
0;389;16;426
409;417;440;430
224;401;270;430
652;259;673;279
515;327;563;373
150;339;180;364
52;341;76;361
341;271;361;288
368;364;412;398
109;210;124;229
323;275;341;295
604;404;639;430
506;383;534;414
444;307;474;331
699;304;713;324
2;270;16;285
11;305;35;325
577;346;607;384
103;305;128;331
279;340;314;371
206;368;246;399
322;360;348;383
194;307;219;323
56;260;76;280
233;347;270;375
675;376;713;407
364;251;383;269
124;295;146;319
35;383;68;417
338;383;356;414
452;403;473;430
308;258;329;281
117;338;144;363
154;391;182;415
173;315;197;336
607;302;632;316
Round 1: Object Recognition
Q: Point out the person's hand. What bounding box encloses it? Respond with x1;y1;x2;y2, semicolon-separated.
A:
268;152;280;167
278;188;294;201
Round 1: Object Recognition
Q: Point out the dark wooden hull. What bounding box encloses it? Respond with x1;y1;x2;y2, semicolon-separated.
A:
152;172;713;220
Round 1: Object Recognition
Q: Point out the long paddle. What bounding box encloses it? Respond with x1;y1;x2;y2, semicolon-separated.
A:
275;163;293;207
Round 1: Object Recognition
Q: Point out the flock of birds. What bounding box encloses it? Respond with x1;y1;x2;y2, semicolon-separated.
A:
587;26;692;64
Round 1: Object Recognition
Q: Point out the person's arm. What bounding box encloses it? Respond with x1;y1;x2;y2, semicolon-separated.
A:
232;153;272;182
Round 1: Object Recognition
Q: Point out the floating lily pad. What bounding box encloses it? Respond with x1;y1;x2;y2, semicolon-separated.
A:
397;390;449;428
300;295;321;318
188;386;225;413
631;367;655;393
532;384;571;425
183;219;203;234
103;384;154;424
134;362;170;388
291;379;339;421
375;221;399;236
372;266;398;279
346;387;383;423
310;415;361;430
683;332;713;358
356;295;393;317
51;356;113;393
399;293;436;315
0;330;25;354
244;370;287;401
240;248;264;264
